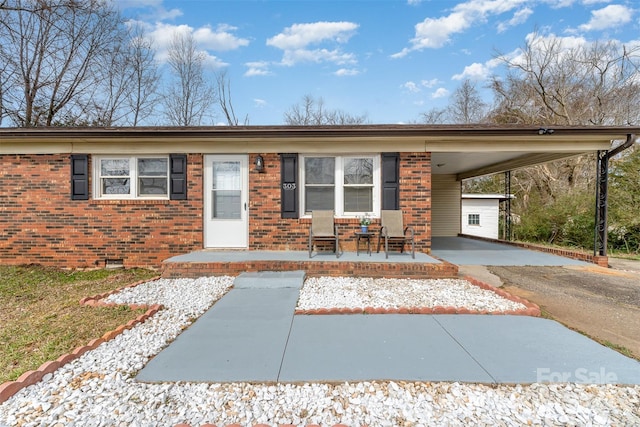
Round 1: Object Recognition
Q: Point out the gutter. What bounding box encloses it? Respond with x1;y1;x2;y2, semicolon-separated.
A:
594;133;637;258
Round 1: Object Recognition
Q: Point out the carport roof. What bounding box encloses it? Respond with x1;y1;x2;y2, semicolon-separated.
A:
1;124;638;180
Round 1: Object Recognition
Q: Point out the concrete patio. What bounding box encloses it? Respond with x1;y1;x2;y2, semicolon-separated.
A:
161;236;591;278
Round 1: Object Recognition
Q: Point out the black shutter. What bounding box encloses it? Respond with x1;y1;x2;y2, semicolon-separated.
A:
169;154;187;200
280;153;299;218
70;154;89;200
381;152;400;210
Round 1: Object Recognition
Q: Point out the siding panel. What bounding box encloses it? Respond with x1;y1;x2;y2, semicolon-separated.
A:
431;175;461;237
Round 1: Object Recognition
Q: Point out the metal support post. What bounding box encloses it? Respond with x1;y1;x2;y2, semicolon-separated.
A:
504;170;512;241
594;150;609;257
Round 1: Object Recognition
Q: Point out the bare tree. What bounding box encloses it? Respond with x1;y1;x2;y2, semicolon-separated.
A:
419;80;486;124
0;0;126;126
124;24;160;126
447;79;488;124
0;49;8;126
216;70;248;125
483;35;640;208
420;107;447;124
486;76;544;124
89;36;133;126
91;23;160;126
163;31;216;126
284;95;367;125
490;34;640;126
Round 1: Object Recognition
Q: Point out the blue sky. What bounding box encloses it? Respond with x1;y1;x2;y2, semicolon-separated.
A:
117;0;640;125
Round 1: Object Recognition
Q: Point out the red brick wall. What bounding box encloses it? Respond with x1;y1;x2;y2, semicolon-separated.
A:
250;152;432;253
399;152;432;253
1;152;432;268
0;154;203;269
249;153;307;250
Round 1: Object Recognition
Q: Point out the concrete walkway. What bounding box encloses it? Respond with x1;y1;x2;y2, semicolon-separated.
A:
138;271;640;385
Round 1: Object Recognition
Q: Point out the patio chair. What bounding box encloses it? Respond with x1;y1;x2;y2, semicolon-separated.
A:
377;210;415;259
308;210;340;258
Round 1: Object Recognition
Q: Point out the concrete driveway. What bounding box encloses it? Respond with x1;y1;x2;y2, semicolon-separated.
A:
431;237;588;266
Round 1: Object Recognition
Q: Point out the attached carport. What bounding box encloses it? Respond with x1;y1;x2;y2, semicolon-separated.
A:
429;126;639;261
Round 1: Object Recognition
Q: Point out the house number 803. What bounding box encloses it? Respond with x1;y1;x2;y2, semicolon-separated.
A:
282;183;296;190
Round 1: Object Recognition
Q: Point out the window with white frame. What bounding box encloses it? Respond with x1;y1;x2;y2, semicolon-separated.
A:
468;213;480;226
301;155;379;216
94;156;169;199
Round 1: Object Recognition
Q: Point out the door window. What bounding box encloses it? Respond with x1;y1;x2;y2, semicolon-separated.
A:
212;161;241;219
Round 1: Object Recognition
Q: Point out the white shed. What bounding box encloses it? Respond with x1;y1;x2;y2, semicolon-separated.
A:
461;194;512;239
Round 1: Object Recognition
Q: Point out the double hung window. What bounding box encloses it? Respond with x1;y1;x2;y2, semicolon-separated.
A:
94;156;169;199
301;155;379;216
468;213;480;226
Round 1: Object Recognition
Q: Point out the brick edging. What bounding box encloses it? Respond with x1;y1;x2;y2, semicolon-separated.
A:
79;276;162;307
0;277;163;404
458;234;608;267
295;276;541;317
162;260;458;279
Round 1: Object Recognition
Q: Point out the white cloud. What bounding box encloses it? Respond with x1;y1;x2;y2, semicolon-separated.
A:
411;12;469;50
546;0;577;8
421;78;440;88
152;6;182;21
392;0;529;57
267;21;358;50
578;5;633;31
402;78;441;93
453;62;492;80
202;55;228;69
144;22;244;68
524;32;590;52
115;0;182;21
407;0;422;5
402;81;421;93
432;87;450;98
253;99;268;108
267;21;359;67
497;7;533;33
525;31;587;47
281;48;356;66
390;48;412;59
334;68;360;76
245;69;269;77
245;61;271;77
504;32;591;69
192;24;250;51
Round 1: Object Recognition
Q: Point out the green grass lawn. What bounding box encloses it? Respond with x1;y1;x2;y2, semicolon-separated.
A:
0;265;158;383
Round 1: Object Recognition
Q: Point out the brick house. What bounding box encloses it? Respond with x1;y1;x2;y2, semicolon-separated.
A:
0;125;636;269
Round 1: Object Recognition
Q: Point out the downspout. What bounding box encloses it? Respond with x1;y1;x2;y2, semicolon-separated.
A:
594;133;636;257
609;133;636;157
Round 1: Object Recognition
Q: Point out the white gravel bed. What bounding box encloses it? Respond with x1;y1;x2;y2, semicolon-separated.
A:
1;276;639;427
297;277;527;312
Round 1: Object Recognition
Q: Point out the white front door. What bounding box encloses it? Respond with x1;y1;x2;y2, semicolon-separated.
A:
204;155;248;248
